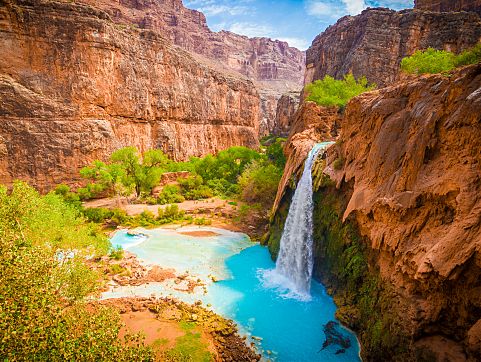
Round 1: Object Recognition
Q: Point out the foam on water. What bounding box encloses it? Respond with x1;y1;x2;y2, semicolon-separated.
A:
103;226;361;361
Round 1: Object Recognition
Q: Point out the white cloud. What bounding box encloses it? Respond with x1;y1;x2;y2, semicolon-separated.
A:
199;4;249;16
276;37;311;50
228;22;274;38
306;1;343;18
342;0;367;14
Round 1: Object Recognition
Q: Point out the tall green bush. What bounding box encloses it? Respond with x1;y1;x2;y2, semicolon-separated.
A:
305;73;375;107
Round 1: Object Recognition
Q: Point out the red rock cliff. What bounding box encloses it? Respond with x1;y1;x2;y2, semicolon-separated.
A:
272;63;481;360
0;0;260;190
415;0;481;15
76;0;306;135
305;7;481;87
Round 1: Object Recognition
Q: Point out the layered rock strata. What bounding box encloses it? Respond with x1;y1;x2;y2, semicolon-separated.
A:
305;7;481;87
0;0;260;190
76;0;306;134
271;64;481;360
415;0;481;15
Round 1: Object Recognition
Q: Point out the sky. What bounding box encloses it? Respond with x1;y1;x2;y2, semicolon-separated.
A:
183;0;414;50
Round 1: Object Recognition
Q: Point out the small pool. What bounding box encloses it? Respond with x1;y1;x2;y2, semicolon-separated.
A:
105;227;361;361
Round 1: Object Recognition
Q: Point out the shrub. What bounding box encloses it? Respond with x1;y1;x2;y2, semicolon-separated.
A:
0;182;152;360
157;185;185;204
238;161;283;208
400;48;456;75
333;157;345;171
305;73;376;107
109;245;124;260
455;43;481;67
83;207;114;223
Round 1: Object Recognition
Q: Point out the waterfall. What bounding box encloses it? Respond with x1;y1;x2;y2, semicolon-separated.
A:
261;143;332;299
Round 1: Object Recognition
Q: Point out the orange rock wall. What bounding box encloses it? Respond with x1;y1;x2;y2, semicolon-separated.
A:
0;0;260;190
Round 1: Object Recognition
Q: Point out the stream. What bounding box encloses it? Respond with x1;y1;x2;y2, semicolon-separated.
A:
103;227;361;361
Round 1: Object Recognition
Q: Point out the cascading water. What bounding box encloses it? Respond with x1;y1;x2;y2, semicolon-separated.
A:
262;142;331;299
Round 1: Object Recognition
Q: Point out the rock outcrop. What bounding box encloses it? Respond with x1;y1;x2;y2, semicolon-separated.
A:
76;0;306;134
415;0;481;15
271;64;481;360
272;91;300;136
305;7;481;87
0;0;260;190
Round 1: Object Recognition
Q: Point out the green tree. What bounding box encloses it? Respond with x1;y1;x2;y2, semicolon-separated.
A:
305;73;376;107
0;182;152;360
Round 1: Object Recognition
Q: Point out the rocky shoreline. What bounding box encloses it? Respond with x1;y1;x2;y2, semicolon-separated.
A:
97;297;261;362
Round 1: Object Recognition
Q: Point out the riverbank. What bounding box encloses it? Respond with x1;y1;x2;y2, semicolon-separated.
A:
95;297;260;361
83;196;268;240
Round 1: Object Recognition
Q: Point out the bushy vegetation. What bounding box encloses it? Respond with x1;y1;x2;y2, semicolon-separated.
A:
0;182;152;360
238;160;283;208
401;44;481;75
305;73;376;107
400;48;456;75
79;142;286;211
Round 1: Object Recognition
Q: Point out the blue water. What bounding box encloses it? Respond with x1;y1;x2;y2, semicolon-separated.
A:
106;227;361;361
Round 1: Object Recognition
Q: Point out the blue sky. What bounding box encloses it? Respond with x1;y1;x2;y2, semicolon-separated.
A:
184;0;414;50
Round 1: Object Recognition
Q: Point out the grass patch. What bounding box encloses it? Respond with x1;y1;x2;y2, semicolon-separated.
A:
163;322;213;362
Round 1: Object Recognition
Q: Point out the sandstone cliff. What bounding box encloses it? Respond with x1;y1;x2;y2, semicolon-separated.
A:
0;0;260;190
272;91;300;137
75;0;306;135
415;0;481;15
305;7;481;87
271;64;481;360
325;63;481;360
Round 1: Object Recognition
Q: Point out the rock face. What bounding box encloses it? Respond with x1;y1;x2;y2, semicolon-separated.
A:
272;64;481;360
305;7;481;87
328;64;481;359
415;0;481;15
0;0;260;190
76;0;306;134
272;91;301;137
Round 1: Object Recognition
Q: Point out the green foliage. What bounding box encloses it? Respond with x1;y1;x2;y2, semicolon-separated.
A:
333;157;345;171
54;184;81;208
163;322;213;362
238;160;283;208
305;73;376;107
190;146;262;184
109;245;124;260
157;185;185;204
400;48;456;75
455;43;481;67
83;207;114;223
401;44;481;75
0;182;152;360
266;137;287;169
178;175;214;200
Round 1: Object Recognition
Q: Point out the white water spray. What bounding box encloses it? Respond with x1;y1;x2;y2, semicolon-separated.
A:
265;142;331;299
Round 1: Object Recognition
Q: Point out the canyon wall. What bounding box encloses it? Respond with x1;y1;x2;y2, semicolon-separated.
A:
272;91;301;137
415;0;481;15
0;0;260;190
305;8;481;87
76;0;306;135
270;64;481;360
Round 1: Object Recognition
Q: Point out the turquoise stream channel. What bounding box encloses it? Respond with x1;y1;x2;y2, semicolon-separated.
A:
104;227;361;362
